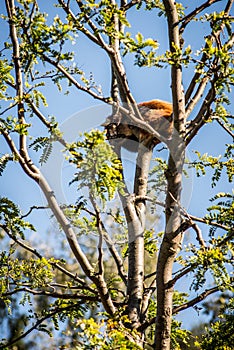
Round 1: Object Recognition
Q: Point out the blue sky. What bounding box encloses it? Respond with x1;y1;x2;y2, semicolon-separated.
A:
0;0;233;331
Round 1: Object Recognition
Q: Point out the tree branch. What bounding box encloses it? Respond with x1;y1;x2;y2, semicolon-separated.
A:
0;126;40;181
172;286;220;314
39;174;116;315
155;0;186;348
0;303;82;350
0;129;115;314
26;98;67;146
5;0;36;174
185;0;233;107
102;224;128;285
189;214;230;231
42;54;111;103
179;0;221;35
2;286;98;301
20;205;48;218
214;117;234;138
185;87;215;144
58;0;109;49
139;286;220;332
0;223;95;291
185;75;210;119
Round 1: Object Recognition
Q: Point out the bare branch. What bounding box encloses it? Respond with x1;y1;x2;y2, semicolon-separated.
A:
140;285;220;332
179;0;221;35
185;0;233;107
20;205;48;218
0;101;18;116
185;76;210;119
2;286;98;301
185;87;215;144
214;117;234;138
190;222;207;248
58;0;108;49
39;174;116;314
90;194;105;276
26;98;67;147
42;54;111;103
102;226;128;285
90;194;127;285
0;126;40;181
189;214;230;231
172;286;220;314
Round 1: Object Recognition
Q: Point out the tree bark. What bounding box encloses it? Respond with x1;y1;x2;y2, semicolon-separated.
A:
155;1;186;349
127;143;153;328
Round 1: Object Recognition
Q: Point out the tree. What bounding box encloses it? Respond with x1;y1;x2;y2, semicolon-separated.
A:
0;0;233;349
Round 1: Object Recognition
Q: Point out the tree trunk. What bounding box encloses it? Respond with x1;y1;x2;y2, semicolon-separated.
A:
127;144;153;328
155;154;184;350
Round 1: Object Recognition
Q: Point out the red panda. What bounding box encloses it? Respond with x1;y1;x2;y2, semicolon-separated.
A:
103;100;173;152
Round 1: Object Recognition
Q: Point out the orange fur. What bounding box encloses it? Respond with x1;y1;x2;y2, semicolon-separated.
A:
104;99;173;152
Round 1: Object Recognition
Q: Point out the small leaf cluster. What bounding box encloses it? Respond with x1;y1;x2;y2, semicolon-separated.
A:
0;154;13;176
190;149;233;187
165;43;192;68
120;32;159;67
16;2;76;66
171;319;192;350
0;59;14;100
29;136;53;165
97;0;130;36
204;11;233;35
63;205;98;238
189;245;231;292
51;298;87;329
68;130;124;204
71;314;142;350
206;192;234;233
0;197;35;239
197;298;234;350
2;115;31;135
0;252;55;299
144;229;158;256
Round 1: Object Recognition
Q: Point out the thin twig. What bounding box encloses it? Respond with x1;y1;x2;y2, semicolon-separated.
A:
0;102;18;116
2;286;98;300
179;0;221;35
185;0;233;107
90;194;127;285
139;285;220;332
214;117;234;138
58;0;109;49
122;0;141;11
20;205;48;218
189;214;230;231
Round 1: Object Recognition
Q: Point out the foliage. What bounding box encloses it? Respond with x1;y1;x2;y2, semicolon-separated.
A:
68;130;124;204
195;298;234;350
